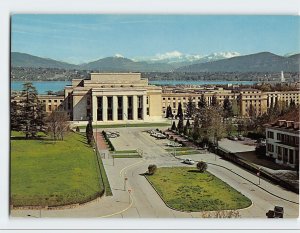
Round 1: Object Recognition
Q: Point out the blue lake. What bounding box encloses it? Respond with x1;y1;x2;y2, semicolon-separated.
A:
11;80;256;94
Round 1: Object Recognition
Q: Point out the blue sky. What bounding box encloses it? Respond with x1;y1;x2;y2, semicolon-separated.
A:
11;15;300;64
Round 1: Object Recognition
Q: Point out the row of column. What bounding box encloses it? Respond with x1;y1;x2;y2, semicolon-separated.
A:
92;95;147;122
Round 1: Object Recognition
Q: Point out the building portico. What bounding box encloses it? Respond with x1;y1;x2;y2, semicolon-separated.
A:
65;73;162;124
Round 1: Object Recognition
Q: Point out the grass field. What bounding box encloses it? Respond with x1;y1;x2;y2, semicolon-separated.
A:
78;122;170;129
11;131;105;207
147;167;251;212
111;150;141;158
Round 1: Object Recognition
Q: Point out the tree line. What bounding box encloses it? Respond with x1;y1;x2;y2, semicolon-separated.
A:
11;82;70;140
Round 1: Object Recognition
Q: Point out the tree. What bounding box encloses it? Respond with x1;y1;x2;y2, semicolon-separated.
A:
192;115;201;141
196;161;207;173
165;105;173;118
148;164;157;175
231;98;240;117
176;103;183;119
177;115;184;134
223;97;233;118
198;94;207;109
211;94;218;107
36;100;47;132
86;117;93;145
183;119;191;136
11;100;21;131
171;121;177;131
185;97;196;118
46;110;70;141
19;82;40;139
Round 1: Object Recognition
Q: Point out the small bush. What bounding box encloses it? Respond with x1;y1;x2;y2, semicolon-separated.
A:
148;164;157;175
174;138;178;142
196;161;208;173
170;135;174;140
75;126;80;132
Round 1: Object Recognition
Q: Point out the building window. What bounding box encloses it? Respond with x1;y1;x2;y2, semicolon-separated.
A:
107;96;113;120
173;102;176;108
267;131;274;139
147;107;149;115
54;100;57;103
48;105;51;111
49;100;52;103
289;149;294;164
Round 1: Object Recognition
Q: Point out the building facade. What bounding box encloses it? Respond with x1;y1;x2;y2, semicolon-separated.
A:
64;73;162;124
266;119;299;168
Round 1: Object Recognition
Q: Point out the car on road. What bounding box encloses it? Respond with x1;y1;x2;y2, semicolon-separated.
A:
238;135;245;141
183;158;195;165
167;142;182;147
228;135;238;141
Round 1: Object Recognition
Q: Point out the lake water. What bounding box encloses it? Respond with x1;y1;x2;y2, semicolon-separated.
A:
11;80;256;94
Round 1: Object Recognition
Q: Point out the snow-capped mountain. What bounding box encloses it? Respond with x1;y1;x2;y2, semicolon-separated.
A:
135;51;240;65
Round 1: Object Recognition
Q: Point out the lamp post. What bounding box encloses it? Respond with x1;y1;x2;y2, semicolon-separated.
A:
124;177;128;191
257;167;261;185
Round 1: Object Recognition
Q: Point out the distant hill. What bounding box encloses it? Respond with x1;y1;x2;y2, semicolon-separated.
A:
79;56;174;72
11;52;77;69
11;51;300;73
176;52;300;72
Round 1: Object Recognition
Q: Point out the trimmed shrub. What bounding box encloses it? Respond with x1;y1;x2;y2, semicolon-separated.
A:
75;126;80;132
196;161;208;173
148;164;157;175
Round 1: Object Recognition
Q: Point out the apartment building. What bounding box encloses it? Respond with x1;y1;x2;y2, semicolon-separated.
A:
266;116;299;168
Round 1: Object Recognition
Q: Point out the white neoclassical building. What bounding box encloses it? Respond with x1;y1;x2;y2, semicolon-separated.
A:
64;73;163;124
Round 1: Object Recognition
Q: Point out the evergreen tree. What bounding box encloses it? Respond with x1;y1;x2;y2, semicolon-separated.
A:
11;100;21;131
19;82;39;139
177;116;184;134
223;97;233;118
86;116;94;145
192;116;200;141
198;94;207;109
171;121;176;131
166;105;173;118
211;94;218;107
231;98;240;117
186;97;195;118
36;100;47;132
183;119;191;136
290;99;296;108
176;103;183;119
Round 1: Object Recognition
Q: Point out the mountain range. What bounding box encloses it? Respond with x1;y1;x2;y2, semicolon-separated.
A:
11;51;300;72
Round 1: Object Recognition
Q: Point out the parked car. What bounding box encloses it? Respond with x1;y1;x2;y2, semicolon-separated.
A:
238;135;245;141
183;158;195;165
266;206;284;218
228;135;238;141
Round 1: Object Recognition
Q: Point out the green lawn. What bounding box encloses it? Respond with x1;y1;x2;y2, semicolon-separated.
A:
111;150;141;158
78;122;170;129
11;131;105;207
165;147;199;156
147;167;251;212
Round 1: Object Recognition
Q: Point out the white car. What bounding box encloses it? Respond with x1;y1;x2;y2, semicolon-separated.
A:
183;158;195;165
167;142;182;147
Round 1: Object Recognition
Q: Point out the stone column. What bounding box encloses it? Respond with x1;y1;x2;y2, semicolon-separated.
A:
122;95;128;120
92;95;97;122
142;95;147;120
113;96;118;121
102;95;108;122
133;95;138;120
